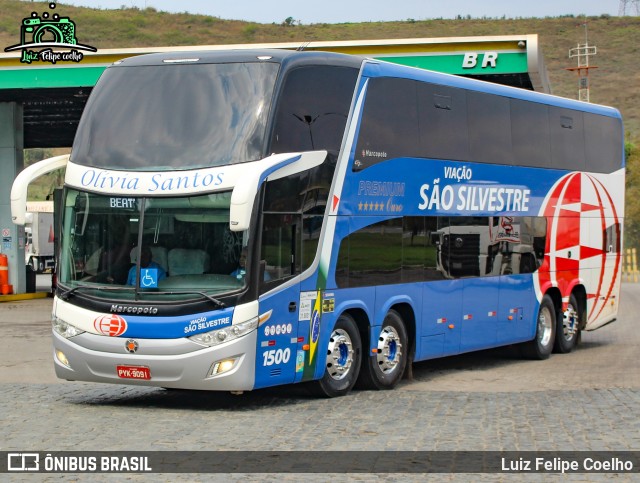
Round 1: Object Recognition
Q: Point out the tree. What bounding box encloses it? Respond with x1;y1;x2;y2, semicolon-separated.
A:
282;16;296;26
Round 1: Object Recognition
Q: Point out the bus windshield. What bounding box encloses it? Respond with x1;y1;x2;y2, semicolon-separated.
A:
59;189;248;302
71;62;279;171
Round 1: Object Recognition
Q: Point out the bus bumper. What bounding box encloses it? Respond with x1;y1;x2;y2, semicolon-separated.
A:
52;329;257;391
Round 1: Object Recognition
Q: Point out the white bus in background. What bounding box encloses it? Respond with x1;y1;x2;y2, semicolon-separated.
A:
24;201;55;273
433;216;547;279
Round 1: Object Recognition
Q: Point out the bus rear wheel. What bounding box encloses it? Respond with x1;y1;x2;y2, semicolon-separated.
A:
554;293;581;353
357;309;408;390
313;313;362;398
520;294;556;360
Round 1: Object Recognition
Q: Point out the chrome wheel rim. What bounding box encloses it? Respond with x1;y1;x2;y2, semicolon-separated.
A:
326;328;354;381
376;325;402;374
562;303;578;341
538;305;553;347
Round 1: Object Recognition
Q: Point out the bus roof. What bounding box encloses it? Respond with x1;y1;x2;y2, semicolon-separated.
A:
115;48;621;120
363;58;622;120
111;48;363;69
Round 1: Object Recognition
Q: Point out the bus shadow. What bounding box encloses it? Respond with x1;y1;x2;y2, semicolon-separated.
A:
407;337;610;384
65;381;319;411
575;339;611;351
64;338;612;408
409;345;521;382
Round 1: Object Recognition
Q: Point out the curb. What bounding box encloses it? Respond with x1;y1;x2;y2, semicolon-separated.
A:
0;292;51;303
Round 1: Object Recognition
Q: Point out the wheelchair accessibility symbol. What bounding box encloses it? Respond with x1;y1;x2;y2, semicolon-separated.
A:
140;268;158;288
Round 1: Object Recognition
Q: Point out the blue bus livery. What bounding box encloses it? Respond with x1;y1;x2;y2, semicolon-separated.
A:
13;49;624;396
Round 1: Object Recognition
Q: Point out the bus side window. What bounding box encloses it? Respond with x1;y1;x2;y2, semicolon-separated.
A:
260;157;336;293
269;65;358;155
353;77;419;171
259;214;301;293
496;216;547;275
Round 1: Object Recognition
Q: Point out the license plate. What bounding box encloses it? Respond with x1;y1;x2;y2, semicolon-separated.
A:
116;365;151;380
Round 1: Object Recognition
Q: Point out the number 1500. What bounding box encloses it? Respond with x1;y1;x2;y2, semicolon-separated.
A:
263;348;291;366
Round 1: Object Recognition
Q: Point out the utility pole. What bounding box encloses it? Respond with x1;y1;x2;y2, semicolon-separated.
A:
619;0;640;15
566;21;597;103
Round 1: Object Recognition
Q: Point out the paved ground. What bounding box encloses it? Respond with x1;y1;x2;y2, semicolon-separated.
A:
1;284;639;481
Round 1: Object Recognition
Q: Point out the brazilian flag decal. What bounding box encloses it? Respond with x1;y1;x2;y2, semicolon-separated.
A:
302;291;322;379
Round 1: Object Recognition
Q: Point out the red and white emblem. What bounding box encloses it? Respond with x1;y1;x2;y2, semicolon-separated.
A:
94;314;128;337
535;172;621;327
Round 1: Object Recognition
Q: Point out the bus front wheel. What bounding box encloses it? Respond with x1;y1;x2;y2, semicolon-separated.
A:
521;294;556;360
313;313;362;398
357;309;408;390
554;293;581;353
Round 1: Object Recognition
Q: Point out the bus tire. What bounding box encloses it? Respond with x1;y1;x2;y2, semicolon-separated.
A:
521;294;556;360
357;309;408;390
554;293;581;354
313;313;362;398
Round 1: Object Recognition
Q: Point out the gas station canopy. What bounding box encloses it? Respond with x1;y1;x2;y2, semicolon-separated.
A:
0;35;550;149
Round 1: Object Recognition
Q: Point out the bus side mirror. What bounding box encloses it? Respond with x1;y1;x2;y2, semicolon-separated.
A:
11;154;69;225
229;150;327;232
229;168;264;232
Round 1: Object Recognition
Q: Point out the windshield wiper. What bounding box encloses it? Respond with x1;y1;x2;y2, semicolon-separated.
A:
59;285;226;309
59;285;133;301
156;290;226;309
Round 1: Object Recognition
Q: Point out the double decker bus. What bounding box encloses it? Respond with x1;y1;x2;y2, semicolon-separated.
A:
12;49;624;397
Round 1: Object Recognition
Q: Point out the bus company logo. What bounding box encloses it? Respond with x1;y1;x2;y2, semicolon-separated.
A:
4;2;96;64
125;339;139;353
94;314;128;337
536;172;621;323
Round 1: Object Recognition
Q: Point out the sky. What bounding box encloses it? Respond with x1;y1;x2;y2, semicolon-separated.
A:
53;0;624;24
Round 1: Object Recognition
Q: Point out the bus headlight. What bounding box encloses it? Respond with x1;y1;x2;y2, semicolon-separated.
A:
52;316;85;338
55;350;71;368
209;358;238;376
188;317;258;347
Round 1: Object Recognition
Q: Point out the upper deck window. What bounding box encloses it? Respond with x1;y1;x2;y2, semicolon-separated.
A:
269;65;358;155
71;62;279;171
353;76;622;173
